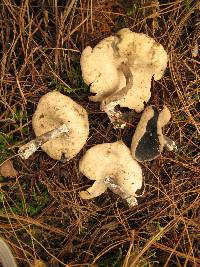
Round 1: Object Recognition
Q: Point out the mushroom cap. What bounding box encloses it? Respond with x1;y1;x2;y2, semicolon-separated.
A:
116;28;168;81
32;91;89;161
117;29;168;111
80;36;122;102
131;105;171;162
80;28;168;111
79;141;143;197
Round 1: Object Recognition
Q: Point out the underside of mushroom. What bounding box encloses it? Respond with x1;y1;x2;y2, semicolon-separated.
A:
131;105;177;162
81;28;168;128
79;141;144;207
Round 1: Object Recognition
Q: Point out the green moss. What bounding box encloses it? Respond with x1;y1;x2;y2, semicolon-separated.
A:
13;109;28;122
48;78;74;94
183;0;191;11
115;17;128;30
27;190;50;216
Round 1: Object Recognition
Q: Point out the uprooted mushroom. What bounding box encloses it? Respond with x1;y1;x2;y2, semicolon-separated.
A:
19;91;89;161
81;28;168;128
79;141;144;207
131;105;177;162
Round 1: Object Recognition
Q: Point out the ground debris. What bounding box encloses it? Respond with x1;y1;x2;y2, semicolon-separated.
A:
0;160;18;178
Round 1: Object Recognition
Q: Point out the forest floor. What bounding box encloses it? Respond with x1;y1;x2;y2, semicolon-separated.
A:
0;0;199;266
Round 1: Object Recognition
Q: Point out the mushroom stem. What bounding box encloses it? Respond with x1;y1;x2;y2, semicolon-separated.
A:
79;180;107;199
163;136;177;152
100;63;133;128
105;177;138;207
18;124;69;160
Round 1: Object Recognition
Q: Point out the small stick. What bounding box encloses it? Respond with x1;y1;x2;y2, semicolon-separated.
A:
18;124;69;160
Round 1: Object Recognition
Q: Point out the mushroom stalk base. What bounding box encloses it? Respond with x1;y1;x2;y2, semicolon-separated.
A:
105;178;138;207
18;124;69;160
163;136;177;152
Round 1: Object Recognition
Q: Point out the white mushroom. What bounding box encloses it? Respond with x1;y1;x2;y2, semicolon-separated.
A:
79;141;144;207
131;105;177;162
19;91;89;161
0;237;17;267
81;28;168;127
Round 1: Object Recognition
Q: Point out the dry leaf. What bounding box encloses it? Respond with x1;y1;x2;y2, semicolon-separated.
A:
0;160;18;178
